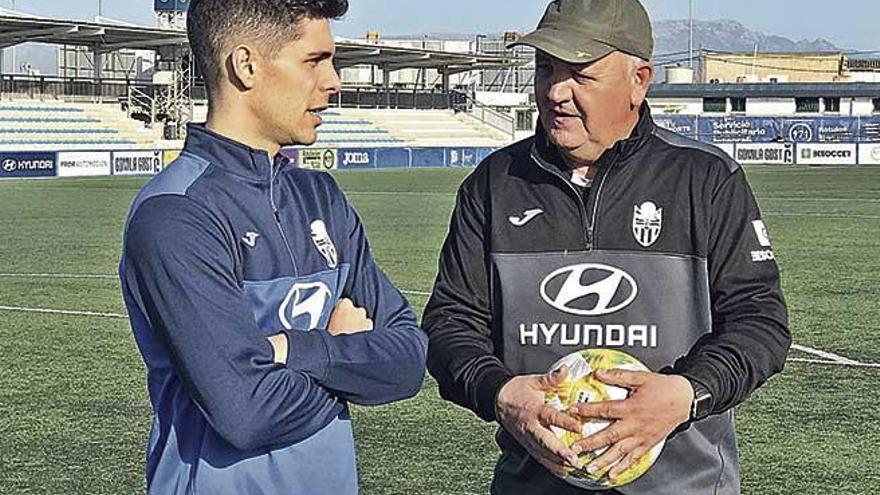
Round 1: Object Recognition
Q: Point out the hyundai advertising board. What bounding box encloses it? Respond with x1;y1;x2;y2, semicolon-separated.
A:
0;152;56;179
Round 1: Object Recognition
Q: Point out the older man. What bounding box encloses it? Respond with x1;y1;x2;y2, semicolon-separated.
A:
422;0;790;494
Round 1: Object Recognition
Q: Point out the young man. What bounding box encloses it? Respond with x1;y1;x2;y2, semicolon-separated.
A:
119;1;427;494
423;0;790;494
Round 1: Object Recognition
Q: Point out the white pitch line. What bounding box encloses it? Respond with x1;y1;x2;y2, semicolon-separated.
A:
0;273;435;297
0;305;128;319
791;343;861;365
762;212;880;220
0;273;117;280
763;197;880;203
1;304;879;369
401;290;432;297
787;358;880;369
345;191;454;197
345;191;880;204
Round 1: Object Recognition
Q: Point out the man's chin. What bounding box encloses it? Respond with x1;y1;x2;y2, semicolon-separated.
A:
547;130;587;151
284;130;318;147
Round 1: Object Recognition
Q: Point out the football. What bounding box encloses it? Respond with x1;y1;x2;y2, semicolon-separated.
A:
545;349;664;490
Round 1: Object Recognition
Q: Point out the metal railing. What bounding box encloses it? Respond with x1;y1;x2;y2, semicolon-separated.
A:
451;90;516;139
333;86;463;110
127;85;157;126
0;75;149;102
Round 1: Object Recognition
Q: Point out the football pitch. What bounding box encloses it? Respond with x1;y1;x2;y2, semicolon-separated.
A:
0;166;878;494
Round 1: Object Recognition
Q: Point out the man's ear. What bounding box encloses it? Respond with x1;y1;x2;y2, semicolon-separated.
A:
631;61;654;108
227;45;258;91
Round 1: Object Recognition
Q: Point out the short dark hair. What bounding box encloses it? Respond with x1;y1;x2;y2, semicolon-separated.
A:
187;0;349;95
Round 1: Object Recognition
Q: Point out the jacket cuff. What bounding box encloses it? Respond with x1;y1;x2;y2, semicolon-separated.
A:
475;366;516;422
284;330;331;382
660;363;719;416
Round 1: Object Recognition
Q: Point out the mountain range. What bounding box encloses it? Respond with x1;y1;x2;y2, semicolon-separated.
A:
653;19;839;59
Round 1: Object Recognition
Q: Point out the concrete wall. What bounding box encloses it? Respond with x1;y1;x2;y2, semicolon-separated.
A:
703;52;843;84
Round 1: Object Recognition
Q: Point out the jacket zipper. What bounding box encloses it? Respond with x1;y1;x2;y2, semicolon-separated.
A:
530;149;591;249
586;160;616;250
268;161;299;276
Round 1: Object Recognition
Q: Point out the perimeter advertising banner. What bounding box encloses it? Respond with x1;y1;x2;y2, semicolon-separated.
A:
338;148;377;169
57;151;112;177
375;148;410;168
797;143;858;165
112;151;164;176
411;148;446;168
0;152;56;178
783;118;860;143
163;149;183;166
858;143;880;166
715;143;735;159
734;143;795;165
698;116;781;143
654;115;699;140
154;0;189;12
860;116;880;143
298;149;337;171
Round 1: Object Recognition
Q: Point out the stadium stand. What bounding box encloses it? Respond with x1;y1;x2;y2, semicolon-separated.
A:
189;106;511;148
0;101;163;151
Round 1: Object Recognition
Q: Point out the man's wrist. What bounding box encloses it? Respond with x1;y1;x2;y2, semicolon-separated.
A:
494;374;517;423
684;377;713;421
474;366;515;422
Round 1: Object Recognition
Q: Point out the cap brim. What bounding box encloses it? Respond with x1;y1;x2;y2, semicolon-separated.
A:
507;29;616;64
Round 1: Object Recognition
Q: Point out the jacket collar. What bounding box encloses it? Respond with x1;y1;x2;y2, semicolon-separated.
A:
183;123;287;181
533;101;655;174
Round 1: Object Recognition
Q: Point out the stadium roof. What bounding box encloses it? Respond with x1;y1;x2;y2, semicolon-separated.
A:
649;82;880;98
333;41;525;73
0;13;187;52
0;13;527;72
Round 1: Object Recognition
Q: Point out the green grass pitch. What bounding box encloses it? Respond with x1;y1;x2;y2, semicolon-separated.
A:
0;166;878;494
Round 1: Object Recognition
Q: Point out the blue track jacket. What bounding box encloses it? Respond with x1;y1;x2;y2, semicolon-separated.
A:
119;124;428;495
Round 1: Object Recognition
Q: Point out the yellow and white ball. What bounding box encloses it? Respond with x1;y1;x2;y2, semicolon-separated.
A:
545;349;664;490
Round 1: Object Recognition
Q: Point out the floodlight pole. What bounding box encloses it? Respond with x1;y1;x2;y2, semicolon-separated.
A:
11;0;16;74
475;34;487;92
688;0;694;69
98;0;103;18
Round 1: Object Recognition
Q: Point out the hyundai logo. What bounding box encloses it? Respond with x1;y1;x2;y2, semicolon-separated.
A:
2;159;16;172
278;281;332;331
540;264;638;316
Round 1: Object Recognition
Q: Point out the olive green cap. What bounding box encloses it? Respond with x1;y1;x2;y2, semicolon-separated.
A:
508;0;654;63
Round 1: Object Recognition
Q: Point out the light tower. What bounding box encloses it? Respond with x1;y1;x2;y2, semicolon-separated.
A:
152;0;192;140
688;0;695;68
154;0;188;31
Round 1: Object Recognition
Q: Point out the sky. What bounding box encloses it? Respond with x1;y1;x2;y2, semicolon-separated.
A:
4;0;879;50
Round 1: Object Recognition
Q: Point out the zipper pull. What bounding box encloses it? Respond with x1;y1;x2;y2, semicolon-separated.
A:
273;207;281;222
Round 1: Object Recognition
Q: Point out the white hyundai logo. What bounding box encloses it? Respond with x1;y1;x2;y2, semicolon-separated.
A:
278;282;332;330
540;264;638;316
2;159;16;172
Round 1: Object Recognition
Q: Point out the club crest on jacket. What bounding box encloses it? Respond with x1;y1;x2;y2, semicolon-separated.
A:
310;220;338;268
632;201;662;247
